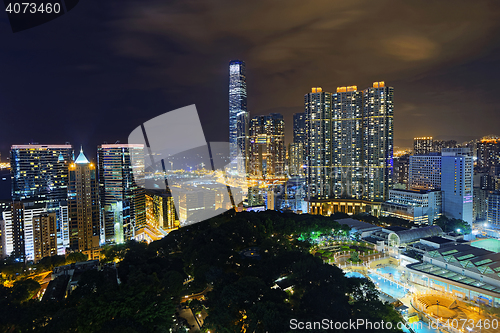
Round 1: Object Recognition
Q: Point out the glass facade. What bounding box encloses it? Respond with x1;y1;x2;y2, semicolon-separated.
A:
229;60;248;175
97;144;145;244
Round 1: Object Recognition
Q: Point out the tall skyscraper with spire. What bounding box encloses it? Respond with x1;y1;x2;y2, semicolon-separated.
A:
229;60;248;175
68;148;100;256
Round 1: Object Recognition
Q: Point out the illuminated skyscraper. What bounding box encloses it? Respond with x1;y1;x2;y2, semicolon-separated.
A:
305;87;332;198
10;144;72;254
33;212;57;263
97;144;145;244
291;112;306;176
2;201;47;261
249;113;285;178
414;137;433;155
293;112;306;144
229;60;248;175
332;86;363;198
10;144;73;205
304;82;393;203
68;148;100;253
409;148;473;225
363;82;394;201
441;148;473;224
476;137;500;173
288;143;304;176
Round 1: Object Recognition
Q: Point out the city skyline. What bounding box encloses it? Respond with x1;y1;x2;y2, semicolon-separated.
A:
2;0;500;159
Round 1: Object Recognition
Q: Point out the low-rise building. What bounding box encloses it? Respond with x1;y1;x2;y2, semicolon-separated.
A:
381;189;442;224
407;244;500;307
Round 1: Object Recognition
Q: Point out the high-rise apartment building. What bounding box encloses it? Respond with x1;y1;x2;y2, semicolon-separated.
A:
293;112;306;144
290;112;306;176
409;154;442;190
288;143;304;176
393;154;410;187
304;82;393;202
98;144;145;245
305;87;332;198
332;86;363;198
414;137;433;155
476;137;500;173
363;82;394;201
229;60;248;175
248;113;285;178
68;149;100;252
432;140;456;153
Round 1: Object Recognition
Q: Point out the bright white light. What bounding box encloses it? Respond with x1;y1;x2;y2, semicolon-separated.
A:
230;64;240;74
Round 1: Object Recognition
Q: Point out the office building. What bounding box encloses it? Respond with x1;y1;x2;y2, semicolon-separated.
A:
414;137;433;155
332;86;363;199
68;148;100;253
145;189;179;231
98;144;145;245
33;212;57;263
441;148;473;224
363;82;394;201
248;113;285;178
305;87;332;198
10;144;73;205
381;189;442;224
229;60;248;175
10;144;73;254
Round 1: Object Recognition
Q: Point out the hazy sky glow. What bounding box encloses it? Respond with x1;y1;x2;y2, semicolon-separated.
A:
1;0;500;158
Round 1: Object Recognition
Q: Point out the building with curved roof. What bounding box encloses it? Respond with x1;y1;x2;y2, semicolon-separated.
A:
386;225;443;247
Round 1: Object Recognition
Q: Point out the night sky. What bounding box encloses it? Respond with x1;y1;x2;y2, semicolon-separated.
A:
1;0;500;161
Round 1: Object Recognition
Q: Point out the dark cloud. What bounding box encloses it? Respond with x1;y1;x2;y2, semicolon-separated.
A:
0;0;500;159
